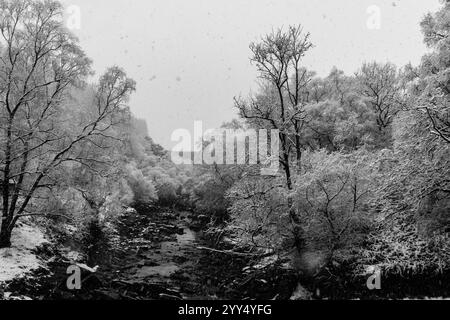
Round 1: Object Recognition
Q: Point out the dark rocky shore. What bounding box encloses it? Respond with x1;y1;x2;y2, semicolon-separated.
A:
3;206;298;300
4;205;448;300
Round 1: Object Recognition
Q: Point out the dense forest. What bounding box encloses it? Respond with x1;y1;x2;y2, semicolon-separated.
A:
0;0;449;300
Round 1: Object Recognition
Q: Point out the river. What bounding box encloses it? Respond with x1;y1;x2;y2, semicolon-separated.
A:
4;206;298;300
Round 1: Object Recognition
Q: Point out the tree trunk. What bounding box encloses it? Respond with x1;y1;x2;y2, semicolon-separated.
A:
289;199;305;253
280;138;305;254
295;134;302;172
0;222;12;248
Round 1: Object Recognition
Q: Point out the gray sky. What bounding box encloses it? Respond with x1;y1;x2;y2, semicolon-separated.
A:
61;0;441;149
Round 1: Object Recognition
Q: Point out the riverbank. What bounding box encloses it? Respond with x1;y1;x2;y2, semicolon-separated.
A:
1;205;299;300
4;205;447;300
0;224;47;282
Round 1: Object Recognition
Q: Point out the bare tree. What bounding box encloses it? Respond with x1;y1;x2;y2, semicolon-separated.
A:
284;26;313;171
420;6;450;144
235;25;313;252
0;0;135;248
356;62;400;132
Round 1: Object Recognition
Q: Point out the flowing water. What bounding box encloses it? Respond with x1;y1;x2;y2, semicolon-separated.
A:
5;208;294;300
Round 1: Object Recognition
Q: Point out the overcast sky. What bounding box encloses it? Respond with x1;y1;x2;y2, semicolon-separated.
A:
61;0;441;149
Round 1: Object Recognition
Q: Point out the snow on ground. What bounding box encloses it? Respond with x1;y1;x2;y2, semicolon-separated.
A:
0;223;48;283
